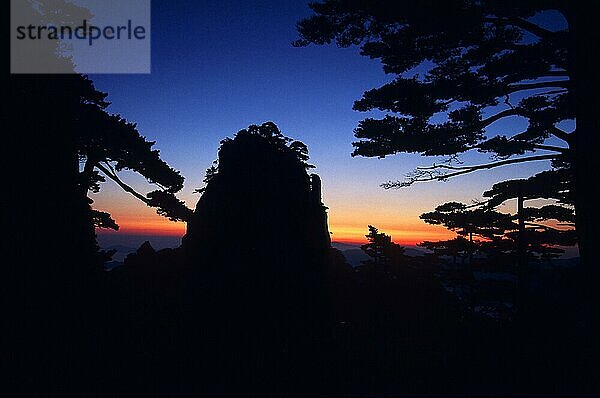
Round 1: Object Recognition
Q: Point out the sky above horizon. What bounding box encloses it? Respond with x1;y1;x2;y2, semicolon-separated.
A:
89;0;566;245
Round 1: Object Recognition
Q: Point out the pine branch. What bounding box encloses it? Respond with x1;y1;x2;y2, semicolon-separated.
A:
465;138;568;154
418;154;558;171
383;154;559;188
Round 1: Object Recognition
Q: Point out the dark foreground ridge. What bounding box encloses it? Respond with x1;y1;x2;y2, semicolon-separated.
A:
99;124;598;396
8;117;598;396
105;123;345;395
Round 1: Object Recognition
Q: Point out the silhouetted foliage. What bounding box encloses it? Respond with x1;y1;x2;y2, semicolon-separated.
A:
483;168;573;207
185;121;329;259
7;4;189;389
10;75;189;268
421;202;515;240
78;101;191;226
146;190;193;222
92;209;119;230
361;225;405;267
294;0;595;264
419;236;475;266
421;198;576;262
296;1;572;173
7;1;598;395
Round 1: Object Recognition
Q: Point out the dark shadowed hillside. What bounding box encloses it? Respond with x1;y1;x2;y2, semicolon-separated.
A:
101;123;348;395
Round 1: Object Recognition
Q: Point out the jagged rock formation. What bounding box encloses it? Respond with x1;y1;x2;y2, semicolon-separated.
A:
184;122;331;269
101;124;343;394
180;123;334;392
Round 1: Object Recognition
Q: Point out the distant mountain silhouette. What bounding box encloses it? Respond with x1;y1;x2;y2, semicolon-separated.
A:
339;247;371;266
332;242;428;266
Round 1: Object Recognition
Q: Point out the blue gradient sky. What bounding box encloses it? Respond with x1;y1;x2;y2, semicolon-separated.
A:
90;1;568;244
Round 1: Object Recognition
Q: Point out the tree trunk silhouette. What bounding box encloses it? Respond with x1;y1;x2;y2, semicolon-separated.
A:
565;4;594;271
516;185;528;313
517;187;526;271
6;75;101;395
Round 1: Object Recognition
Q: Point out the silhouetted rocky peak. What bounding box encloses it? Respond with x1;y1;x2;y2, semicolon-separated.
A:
137;241;156;255
184;122;330;264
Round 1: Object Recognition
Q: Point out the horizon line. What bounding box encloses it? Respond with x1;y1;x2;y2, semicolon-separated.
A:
96;229;433;247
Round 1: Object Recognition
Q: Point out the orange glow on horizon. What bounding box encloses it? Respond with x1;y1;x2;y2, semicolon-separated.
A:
100;217;454;246
98;218;186;236
329;224;455;246
92;174;459;247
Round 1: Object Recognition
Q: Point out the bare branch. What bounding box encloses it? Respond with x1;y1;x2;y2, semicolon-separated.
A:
479;108;520;128
383;154;559;189
530;89;568;97
524;222;561;231
503;94;514;109
96;162;150;205
463;139;567;154
544;71;568;77
531;144;569;153
506;80;569;93
438;98;457;107
103;159;170;192
549;126;572;143
465;199;491;209
484;16;556;39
